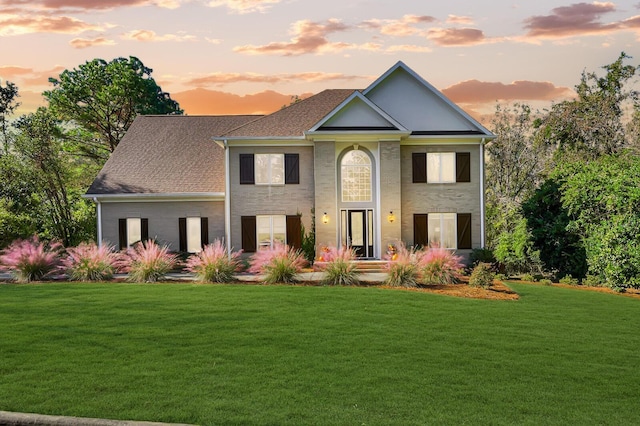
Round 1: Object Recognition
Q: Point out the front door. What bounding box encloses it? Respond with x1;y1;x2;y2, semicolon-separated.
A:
343;209;374;258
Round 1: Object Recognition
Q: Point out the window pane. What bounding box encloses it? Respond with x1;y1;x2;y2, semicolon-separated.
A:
427;214;440;246
341;150;372;202
255;154;269;184
441;153;456;183
442;213;457;249
257;216;271;249
271;155;284;184
427;153;440;183
187;217;202;253
272;215;286;245
127;218;141;246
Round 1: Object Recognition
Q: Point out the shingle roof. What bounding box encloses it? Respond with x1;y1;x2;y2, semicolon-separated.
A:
86;115;260;195
222;89;356;137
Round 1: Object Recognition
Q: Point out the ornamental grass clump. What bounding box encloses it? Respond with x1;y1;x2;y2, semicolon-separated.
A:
419;245;464;285
185;239;242;283
320;246;359;286
248;242;307;284
468;262;495;289
62;242;118;281
385;243;420;288
120;240;179;283
0;235;63;282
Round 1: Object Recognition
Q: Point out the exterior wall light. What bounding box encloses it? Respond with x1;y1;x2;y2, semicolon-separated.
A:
322;212;329;224
387;211;395;223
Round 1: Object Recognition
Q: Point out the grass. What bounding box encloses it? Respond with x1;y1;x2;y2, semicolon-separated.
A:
1;282;639;425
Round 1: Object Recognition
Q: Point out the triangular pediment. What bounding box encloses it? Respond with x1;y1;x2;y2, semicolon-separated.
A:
309;92;407;132
363;62;492;136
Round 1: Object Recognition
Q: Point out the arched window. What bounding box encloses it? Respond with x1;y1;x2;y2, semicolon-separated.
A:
341;150;372;202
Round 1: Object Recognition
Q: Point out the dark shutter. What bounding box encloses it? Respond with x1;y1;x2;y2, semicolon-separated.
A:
414;214;428;248
241;216;257;253
201;217;209;247
286;215;302;250
457;213;472;249
284;154;300;184
456;152;471;183
141;218;149;242
412;153;427;183
178;217;187;252
239;154;255;184
118;219;127;250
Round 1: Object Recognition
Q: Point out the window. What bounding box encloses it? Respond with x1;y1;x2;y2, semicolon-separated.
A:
341;150;372;202
414;213;472;249
179;217;209;253
427;153;455;183
257;215;286;249
239;153;299;185
118;218;149;250
412;152;471;184
256;154;284;185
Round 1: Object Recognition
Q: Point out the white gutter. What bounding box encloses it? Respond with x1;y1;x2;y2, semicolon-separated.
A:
83;192;225;202
480;138;486;248
223;139;232;257
93;197;102;248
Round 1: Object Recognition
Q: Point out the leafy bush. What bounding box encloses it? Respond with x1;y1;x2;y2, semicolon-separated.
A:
521;273;535;282
419;245;463;285
320;246;359;286
470;248;495;265
300;212;316;265
582;274;602;287
184;239;242;283
540;279;553;286
248;243;307;284
62;242;117;281
119;240;179;283
495;273;507;281
0;235;63;282
385;243;419;288
468;262;494;289
559;274;579;285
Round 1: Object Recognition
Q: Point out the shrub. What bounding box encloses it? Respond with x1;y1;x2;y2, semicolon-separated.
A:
184;239;242;283
419;245;464;285
0;235;63;282
62;242;117;281
468;262;494;289
470;248;495;265
495;273;507;282
119;240;179;283
540;279;553;286
385;243;419;288
248;243;307;284
559;274;579;285
582;274;602;287
521;273;535;282
320;246;359;286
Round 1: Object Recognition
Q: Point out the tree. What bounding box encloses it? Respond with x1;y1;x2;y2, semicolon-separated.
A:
0;80;19;155
44;56;182;162
536;52;638;160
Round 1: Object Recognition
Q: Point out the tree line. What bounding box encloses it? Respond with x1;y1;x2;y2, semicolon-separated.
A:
1;53;639;288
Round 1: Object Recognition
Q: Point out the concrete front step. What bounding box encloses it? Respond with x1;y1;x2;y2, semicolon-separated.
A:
313;260;389;273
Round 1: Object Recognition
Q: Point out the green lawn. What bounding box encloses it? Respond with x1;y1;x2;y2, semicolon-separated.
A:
1;282;639;425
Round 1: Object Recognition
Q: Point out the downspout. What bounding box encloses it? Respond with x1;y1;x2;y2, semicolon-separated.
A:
223;139;231;257
93;197;102;248
479;139;486;248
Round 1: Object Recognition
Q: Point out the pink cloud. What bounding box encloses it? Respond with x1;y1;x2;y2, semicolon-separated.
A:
234;19;352;55
361;15;436;37
446;15;474;25
385;44;431;53
121;29;196;42
0;0;178;10
69;36;116;49
172;88;307;115
524;2;620;38
185;71;367;87
426;28;486;46
206;0;281;14
0;14;106;35
442;79;573;104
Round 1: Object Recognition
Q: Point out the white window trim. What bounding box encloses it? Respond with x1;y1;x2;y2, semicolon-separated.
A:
255;153;284;186
428;213;457;250
427;152;456;184
256;215;287;249
341;150;373;202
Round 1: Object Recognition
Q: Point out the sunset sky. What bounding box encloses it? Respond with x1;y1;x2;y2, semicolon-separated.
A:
2;0;640;124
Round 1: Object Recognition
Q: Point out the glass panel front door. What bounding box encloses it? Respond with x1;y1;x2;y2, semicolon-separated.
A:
342;209;374;258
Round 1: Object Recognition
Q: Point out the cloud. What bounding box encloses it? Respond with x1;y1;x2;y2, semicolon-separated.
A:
0;0;180;10
0;66;33;79
172;88;303;115
206;0;281;14
0;14;107;35
385;44;431;53
426;27;487;46
121;29;196;42
69;36;116;49
185;71;368;87
446;15;474;25
442;79;573;104
523;1;620;38
0;65;65;87
361;14;436;37
234;19;353;55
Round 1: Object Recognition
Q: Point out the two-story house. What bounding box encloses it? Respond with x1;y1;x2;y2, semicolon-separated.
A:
85;61;495;261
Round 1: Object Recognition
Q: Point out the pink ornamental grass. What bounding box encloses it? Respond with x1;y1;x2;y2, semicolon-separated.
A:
320;246;359;286
385;242;420;288
185;239;242;283
119;240;179;283
419;245;464;285
248;242;307;284
0;235;63;282
62;242;118;281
